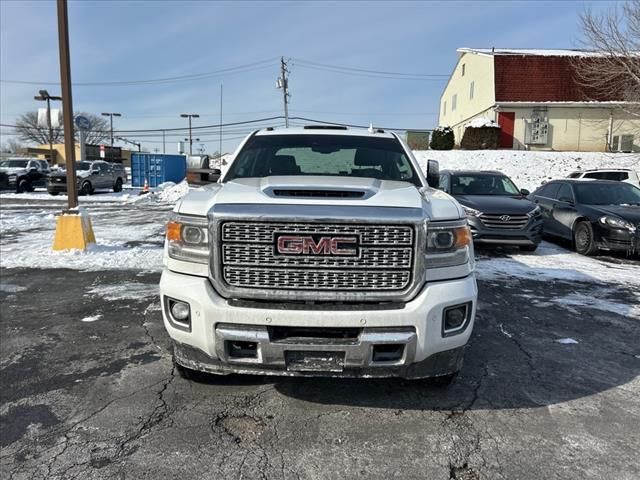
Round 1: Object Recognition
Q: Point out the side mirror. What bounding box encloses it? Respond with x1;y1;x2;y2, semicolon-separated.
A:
28;166;37;172
426;159;439;188
520;188;530;196
210;168;221;175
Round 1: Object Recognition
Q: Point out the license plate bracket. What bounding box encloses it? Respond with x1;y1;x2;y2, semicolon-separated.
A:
285;351;345;373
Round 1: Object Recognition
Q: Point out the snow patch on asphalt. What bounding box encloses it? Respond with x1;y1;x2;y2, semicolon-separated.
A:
556;338;579;345
85;282;159;301
552;291;640;318
81;314;103;323
0;284;26;293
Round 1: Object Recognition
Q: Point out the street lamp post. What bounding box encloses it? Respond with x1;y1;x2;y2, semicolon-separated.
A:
101;112;121;162
180;113;199;155
34;90;62;165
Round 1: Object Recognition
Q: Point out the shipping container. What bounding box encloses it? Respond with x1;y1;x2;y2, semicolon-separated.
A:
130;153;187;187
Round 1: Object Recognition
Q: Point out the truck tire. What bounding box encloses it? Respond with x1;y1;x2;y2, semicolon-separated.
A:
80;181;93;196
113;178;123;192
520;244;538;252
48;191;60;196
574;221;598;256
17;178;30;193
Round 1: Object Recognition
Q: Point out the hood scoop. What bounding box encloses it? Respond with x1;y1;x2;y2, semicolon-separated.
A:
272;188;365;198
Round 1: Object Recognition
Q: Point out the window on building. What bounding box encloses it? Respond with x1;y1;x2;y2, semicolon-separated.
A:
443;101;447;116
461;64;465;76
469;81;474;100
452;94;457;112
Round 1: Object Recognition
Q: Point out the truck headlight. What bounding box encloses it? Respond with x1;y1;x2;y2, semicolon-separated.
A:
425;220;473;267
166;214;209;264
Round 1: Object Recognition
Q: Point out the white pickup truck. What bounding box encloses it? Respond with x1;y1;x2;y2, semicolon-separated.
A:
160;126;477;383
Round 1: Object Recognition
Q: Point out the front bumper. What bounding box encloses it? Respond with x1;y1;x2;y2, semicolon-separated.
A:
467;216;543;246
160;269;477;379
595;223;640;253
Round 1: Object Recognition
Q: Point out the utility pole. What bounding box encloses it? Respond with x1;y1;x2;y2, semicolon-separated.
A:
162;130;166;154
34;90;62;165
180;113;199;155
219;84;223;168
101;112;121;162
56;0;78;209
277;57;290;128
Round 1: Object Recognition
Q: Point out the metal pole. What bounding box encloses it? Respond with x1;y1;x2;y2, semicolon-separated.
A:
109;115;113;162
281;57;289;128
162;130;166;154
56;0;78;209
189;116;193;155
219;84;223;167
46;97;54;165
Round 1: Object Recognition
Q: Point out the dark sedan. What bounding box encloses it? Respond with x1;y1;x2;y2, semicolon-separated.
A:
529;179;640;255
439;170;543;251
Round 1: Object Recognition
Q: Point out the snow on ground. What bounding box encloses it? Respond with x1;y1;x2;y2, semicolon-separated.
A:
85;282;159;301
414;150;640;191
81;314;103;323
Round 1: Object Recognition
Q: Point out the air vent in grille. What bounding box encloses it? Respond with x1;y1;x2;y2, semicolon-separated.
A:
479;214;530;230
272;189;365;198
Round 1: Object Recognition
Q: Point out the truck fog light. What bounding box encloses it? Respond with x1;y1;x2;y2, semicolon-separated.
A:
170;301;190;321
442;302;472;337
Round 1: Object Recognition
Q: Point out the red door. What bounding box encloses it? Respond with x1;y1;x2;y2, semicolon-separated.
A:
498;112;515;149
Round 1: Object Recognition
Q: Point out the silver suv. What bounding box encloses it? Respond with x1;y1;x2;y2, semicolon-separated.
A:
47;160;127;195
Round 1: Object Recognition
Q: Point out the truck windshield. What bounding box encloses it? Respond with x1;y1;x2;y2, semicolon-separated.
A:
0;160;29;168
451;174;520;196
224;134;422;186
574;183;640;205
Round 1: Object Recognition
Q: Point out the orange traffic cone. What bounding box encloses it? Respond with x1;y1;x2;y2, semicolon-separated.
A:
140;178;150;195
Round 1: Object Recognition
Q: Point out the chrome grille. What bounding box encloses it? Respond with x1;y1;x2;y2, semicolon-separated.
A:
479;214;530;230
219;222;415;291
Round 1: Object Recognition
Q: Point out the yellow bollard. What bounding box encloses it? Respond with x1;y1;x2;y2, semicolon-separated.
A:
52;209;96;251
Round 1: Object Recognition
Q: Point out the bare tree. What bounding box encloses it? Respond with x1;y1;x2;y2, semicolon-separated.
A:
15;111;111;145
1;138;26;153
573;1;640;116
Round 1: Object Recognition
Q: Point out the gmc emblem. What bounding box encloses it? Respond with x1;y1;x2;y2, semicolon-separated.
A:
275;233;359;257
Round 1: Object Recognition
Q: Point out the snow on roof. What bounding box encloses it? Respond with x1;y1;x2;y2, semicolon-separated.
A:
457;48;609;57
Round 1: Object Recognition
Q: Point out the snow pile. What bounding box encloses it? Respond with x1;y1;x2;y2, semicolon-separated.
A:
433;126;453;134
414;150;640;191
156;180;190;203
466;118;499;129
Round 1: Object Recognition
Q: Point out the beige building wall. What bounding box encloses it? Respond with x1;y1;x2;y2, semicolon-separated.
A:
439;52;495;132
506;107;640;152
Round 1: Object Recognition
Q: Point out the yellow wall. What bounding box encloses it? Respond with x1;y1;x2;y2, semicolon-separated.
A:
439;52;495;130
36;143;133;166
506;107;640;152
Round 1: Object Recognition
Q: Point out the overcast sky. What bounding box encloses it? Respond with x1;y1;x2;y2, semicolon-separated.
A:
0;0;612;154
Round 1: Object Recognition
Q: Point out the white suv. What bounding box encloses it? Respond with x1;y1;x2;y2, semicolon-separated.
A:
567;169;639;187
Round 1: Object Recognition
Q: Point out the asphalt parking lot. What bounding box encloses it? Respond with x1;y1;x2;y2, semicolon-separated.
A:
1;194;639;480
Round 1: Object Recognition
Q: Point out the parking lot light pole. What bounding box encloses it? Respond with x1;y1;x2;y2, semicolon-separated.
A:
34;90;62;166
180;113;199;155
101;112;121;162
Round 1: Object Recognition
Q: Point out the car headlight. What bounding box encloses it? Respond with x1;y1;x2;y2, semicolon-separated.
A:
528;206;542;217
166;214;209;264
425;220;473;267
599;216;635;231
462;205;482;217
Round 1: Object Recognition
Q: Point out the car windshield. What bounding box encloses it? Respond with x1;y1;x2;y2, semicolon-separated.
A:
0;160;29;168
224;134;422;186
450;174;520;195
76;162;92;171
574;183;640;205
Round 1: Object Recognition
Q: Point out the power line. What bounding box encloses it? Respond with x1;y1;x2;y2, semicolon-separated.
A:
291;58;449;80
0;58;279;87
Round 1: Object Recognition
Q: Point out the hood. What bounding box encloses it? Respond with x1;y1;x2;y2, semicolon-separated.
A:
454;194;537;215
588;204;640;224
176;175;464;221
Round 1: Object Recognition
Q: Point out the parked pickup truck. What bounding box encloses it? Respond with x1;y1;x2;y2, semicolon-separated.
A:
0;158;49;192
161;126;477;383
47;160;127;195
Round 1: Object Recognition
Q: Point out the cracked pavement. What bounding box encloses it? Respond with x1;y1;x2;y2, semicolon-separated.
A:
1;265;639;479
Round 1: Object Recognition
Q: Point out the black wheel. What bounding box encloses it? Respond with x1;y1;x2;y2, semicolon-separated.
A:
17;179;30;193
520;244;538;252
48;191;60;196
80;181;93;196
574;221;598;256
113;178;123;192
